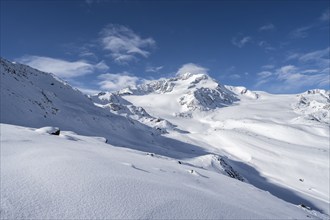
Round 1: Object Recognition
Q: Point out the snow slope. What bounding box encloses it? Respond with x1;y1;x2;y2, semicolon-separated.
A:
0;58;206;159
89;92;177;134
1;57;329;218
120;74;330;215
1;123;326;219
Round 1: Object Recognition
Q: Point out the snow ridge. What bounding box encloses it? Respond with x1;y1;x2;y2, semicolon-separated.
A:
90;92;177;133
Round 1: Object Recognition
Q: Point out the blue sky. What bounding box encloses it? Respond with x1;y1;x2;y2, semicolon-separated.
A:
1;0;329;94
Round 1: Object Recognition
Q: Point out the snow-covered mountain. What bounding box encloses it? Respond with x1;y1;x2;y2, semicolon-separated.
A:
293;89;330;124
1;57;329;219
117;72;258;114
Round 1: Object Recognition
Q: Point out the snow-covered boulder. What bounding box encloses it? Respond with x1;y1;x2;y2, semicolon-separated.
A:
35;126;60;135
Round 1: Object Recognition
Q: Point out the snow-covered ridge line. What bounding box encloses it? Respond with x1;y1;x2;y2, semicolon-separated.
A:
89;92;179;134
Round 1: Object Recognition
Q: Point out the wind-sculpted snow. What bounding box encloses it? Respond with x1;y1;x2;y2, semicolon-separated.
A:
1;124;327;219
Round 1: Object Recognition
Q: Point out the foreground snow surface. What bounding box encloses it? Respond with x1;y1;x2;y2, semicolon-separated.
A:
0;124;326;219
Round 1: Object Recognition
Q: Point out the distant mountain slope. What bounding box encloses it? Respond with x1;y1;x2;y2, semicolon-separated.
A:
115;72;258;116
119;78;330;215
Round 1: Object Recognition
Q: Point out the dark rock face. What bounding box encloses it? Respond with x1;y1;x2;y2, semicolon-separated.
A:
51;129;60;136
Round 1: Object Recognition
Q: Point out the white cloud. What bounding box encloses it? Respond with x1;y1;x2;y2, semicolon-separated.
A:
298;47;330;68
320;8;330;21
98;72;145;91
285;48;330;69
258;41;275;51
254;71;273;87
16;55;109;78
257;71;273;79
176;63;209;76
289;26;313;39
276;65;298;80
255;65;329;93
254;78;270;88
259;24;275;31
274;65;328;92
146;65;163;73
100;24;155;64
261;64;275;70
286;52;301;61
256;47;330;92
79;51;97;59
231;36;252;48
229;74;241;79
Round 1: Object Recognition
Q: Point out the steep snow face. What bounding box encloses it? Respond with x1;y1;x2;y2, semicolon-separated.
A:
0;58;199;157
1;124;326;220
293;89;330;124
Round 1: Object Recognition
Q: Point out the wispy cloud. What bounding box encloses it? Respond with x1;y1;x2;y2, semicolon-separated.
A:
176;63;209;76
288;9;329;40
146;65;163;73
285;52;301;61
231;35;252;48
298;47;330;68
261;64;275;70
259;23;275;31
100;24;155;64
258;41;275;52
229;74;241;80
320;8;330;22
255;47;330;93
257;71;273;79
98;72;145;91
16;55;109;78
289;25;313;39
254;71;273;87
255;65;328;93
